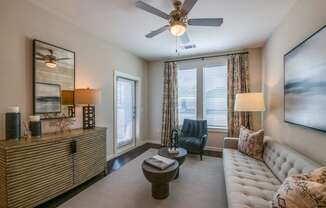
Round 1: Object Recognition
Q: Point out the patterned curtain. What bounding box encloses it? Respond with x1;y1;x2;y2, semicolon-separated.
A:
227;54;252;137
161;62;179;146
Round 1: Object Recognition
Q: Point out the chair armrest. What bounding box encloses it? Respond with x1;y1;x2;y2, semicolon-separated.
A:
200;134;208;148
223;137;239;149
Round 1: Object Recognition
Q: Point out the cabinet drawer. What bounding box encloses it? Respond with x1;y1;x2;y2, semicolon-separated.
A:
6;140;74;208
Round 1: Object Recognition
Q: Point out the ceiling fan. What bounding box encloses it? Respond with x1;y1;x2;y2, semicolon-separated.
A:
136;0;223;44
36;49;71;68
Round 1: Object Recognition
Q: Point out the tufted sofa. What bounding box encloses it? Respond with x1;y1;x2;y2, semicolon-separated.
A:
223;137;320;208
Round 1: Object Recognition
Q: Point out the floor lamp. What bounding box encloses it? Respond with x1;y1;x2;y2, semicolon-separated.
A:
234;92;265;129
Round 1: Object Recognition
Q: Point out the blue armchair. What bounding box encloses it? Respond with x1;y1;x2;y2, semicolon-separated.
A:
176;119;208;160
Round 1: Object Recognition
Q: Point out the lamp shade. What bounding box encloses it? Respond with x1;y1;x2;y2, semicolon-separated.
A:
234;93;265;112
75;88;99;105
61;90;74;105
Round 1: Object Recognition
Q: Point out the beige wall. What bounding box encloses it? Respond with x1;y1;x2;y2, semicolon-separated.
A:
0;0;149;160
248;48;263;130
262;0;326;165
148;48;263;151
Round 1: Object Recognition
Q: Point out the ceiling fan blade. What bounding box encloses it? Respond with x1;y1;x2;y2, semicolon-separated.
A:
136;1;170;20
56;58;71;61
181;44;196;50
180;32;190;44
36;52;46;57
188;18;223;27
48;49;54;54
145;25;169;38
181;0;198;15
36;58;45;60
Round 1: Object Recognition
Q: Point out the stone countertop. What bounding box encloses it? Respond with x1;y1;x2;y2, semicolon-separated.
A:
0;127;106;149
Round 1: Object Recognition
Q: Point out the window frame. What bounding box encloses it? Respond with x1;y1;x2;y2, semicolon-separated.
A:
177;57;228;132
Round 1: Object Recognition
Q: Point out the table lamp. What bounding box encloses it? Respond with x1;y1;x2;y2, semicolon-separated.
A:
75;88;99;129
61;90;75;117
234;92;265;128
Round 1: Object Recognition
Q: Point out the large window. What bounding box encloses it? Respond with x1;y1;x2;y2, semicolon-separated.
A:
178;59;228;129
203;65;228;128
178;68;197;123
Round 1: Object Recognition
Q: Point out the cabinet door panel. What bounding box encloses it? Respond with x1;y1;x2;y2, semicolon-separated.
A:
0;148;7;208
75;131;106;184
6;140;73;208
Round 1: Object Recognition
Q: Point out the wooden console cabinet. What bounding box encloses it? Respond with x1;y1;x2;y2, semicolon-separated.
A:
0;127;107;208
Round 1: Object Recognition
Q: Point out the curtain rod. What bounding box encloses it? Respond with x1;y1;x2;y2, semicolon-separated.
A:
164;51;249;64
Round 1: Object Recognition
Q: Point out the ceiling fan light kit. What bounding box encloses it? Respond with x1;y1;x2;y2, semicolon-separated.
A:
45;59;57;68
136;0;223;42
170;20;186;37
36;48;71;69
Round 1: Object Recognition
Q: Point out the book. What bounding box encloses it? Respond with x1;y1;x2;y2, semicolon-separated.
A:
145;155;176;170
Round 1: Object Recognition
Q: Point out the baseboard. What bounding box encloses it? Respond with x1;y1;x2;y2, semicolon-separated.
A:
107;141;223;161
205;146;223;152
146;140;222;152
106;140;222;161
106;154;115;161
106;139;149;161
144;139;161;145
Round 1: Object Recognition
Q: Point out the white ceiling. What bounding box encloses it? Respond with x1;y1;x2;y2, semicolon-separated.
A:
27;0;297;61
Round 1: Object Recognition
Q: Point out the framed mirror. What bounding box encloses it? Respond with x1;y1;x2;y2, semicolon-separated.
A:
33;40;75;120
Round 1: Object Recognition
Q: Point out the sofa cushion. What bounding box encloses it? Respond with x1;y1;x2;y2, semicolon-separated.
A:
263;140;320;182
238;126;264;160
223;149;281;208
272;167;326;208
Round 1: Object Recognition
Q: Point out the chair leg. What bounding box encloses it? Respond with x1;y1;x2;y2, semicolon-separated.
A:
200;153;203;160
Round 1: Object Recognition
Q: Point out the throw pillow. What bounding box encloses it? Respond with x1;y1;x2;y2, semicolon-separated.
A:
238;126;264;160
272;167;326;208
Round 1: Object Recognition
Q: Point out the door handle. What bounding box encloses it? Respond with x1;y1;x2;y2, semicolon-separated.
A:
70;140;77;154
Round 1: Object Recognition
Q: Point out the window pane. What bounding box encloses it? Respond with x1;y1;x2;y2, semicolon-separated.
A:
178;68;197;125
204;65;228;128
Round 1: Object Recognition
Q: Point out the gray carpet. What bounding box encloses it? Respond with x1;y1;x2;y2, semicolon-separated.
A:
59;149;227;208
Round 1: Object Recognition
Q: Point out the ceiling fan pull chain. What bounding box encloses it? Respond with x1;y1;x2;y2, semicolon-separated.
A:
175;36;180;56
175;36;178;54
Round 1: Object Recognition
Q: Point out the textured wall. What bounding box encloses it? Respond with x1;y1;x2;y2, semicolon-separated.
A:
0;0;149;160
263;0;326;165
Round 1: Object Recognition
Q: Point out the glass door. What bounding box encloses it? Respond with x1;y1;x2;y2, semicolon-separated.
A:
116;77;136;148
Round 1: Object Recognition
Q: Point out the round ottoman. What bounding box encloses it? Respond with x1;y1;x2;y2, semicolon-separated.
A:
142;160;178;200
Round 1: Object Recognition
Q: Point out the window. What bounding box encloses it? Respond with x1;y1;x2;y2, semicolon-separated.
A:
178;59;228;129
178;68;197;123
203;65;228;128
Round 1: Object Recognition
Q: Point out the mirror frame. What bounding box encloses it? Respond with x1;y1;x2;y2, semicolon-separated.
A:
32;39;76;120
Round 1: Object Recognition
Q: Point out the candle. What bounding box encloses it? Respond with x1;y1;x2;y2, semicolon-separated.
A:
7;106;20;113
29;117;42;137
29;115;41;122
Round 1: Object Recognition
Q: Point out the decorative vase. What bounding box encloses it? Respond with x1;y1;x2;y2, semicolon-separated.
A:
6;112;21;140
30;121;42;137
